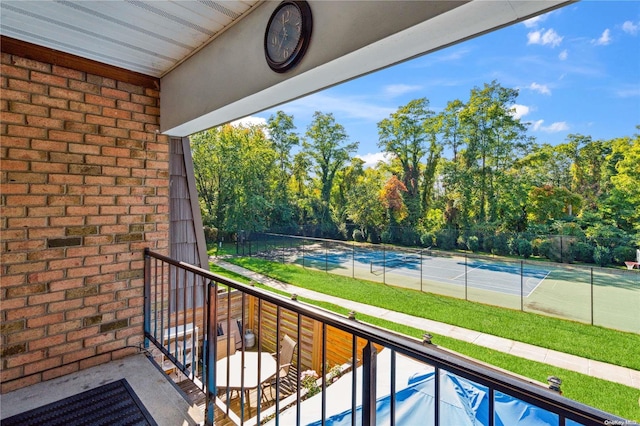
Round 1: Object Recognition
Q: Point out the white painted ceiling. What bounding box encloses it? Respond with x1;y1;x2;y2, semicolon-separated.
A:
0;0;261;77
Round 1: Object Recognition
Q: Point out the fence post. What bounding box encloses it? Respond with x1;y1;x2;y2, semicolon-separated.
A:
420;249;423;292
591;268;594;326
352;240;355;279
325;240;328;272
464;254;468;301
383;244;386;285
520;261;524;311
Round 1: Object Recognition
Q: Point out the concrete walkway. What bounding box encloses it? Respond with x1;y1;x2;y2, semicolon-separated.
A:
213;259;640;390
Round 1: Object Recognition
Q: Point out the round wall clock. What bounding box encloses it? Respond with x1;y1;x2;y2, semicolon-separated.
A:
264;1;312;73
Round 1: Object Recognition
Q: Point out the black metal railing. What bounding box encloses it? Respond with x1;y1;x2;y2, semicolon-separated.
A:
143;249;627;426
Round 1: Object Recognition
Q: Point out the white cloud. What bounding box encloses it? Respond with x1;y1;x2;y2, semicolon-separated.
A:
622;20;639;35
383;84;422;97
527;28;563;47
511;104;531;119
616;86;640;98
523;15;545;28
530;119;569;133
522;10;556;28
231;116;269;137
558;49;568;60
356;152;392;169
594;29;612;45
231;116;267;127
529;82;551;95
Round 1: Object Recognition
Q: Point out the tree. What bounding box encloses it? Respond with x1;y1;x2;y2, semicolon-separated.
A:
219;124;275;234
345;167;386;241
380;175;408;241
566;134;611;210
303;111;358;234
333;157;365;231
527;185;582;224
377;98;434;226
191;123;276;235
459;81;529;223
267;111;299;228
191;127;232;231
600;134;640;233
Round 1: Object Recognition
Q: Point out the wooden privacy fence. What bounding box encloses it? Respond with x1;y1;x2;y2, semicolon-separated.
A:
245;292;376;373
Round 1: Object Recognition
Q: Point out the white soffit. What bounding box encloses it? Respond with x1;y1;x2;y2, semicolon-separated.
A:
163;0;571;137
0;0;260;77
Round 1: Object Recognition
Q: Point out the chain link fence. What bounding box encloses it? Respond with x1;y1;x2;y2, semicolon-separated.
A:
238;232;639;334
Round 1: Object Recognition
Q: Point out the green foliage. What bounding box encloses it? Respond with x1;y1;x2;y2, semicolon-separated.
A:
569;241;594;263
191;83;638;267
352;228;366;242
467;235;480;252
593;246;612;267
536;239;553;260
398;227;420;246
436;228;456;250
420;231;435;247
515;238;532;258
612;246;636;265
203;226;219;244
377;98;434;226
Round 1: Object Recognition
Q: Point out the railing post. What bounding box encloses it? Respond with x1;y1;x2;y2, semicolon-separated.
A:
143;248;151;350
205;281;216;426
362;341;377;426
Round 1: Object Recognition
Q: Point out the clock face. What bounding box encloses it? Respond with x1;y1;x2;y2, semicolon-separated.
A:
265;1;312;73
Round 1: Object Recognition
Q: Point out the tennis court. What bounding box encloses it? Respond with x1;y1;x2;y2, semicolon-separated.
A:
299;248;548;297
250;235;640;333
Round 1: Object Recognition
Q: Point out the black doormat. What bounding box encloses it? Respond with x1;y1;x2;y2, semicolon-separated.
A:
1;378;158;426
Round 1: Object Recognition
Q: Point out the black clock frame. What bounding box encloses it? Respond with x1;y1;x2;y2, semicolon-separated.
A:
264;1;313;73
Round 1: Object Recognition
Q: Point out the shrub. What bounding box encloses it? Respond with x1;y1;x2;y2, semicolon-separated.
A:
517;239;533;259
204;226;219;244
420;232;435;247
570;242;594;263
399;228;419;246
537;239;553;260
531;238;545;257
467;235;480;253
491;232;510;256
436;229;456;250
352;229;366;242
593;246;612;267
612;246;636;265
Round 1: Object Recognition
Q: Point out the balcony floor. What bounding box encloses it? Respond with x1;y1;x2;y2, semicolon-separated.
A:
1;353;204;426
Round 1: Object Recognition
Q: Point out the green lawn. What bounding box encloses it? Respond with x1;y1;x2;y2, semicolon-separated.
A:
225;257;640;371
209;259;640;420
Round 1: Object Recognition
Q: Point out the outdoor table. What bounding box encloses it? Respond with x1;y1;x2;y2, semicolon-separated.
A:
216;351;277;411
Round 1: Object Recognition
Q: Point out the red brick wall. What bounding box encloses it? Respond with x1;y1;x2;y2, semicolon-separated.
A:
0;52;170;392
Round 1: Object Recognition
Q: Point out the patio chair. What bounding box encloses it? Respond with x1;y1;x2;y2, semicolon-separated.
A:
218;319;243;351
216;334;236;361
261;334;297;402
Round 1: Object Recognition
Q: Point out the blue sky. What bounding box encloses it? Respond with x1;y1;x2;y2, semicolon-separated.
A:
241;2;639;168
